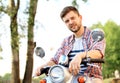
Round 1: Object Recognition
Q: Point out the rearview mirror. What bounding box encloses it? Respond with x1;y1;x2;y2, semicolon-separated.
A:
91;28;104;42
35;47;45;58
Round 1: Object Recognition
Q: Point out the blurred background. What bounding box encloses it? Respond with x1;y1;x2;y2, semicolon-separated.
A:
0;0;120;83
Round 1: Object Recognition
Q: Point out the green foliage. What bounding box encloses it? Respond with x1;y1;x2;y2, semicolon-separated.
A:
0;73;11;83
3;73;11;80
91;20;120;78
72;0;79;8
72;0;88;8
82;0;88;2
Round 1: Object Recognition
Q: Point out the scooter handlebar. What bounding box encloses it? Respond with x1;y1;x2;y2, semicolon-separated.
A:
82;58;104;63
39;58;104;76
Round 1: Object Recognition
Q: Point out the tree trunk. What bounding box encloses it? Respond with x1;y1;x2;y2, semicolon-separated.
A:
23;0;38;82
9;0;20;83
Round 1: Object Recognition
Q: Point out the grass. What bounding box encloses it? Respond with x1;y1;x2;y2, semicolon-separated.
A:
104;77;114;83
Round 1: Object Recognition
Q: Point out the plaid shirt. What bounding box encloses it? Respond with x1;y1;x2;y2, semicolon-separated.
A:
51;26;106;79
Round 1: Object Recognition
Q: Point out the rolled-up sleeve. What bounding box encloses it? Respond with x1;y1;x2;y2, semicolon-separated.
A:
92;38;106;58
50;35;74;64
50;39;66;64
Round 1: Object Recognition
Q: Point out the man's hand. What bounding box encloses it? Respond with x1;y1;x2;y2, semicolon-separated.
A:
34;61;56;77
34;66;43;76
69;54;82;75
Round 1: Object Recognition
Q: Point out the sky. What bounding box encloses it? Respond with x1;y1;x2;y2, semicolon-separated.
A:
0;0;120;79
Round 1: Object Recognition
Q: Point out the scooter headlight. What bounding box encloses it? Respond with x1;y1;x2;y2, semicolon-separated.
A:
49;65;64;82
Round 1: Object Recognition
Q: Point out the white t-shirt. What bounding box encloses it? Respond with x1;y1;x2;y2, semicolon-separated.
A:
68;37;87;74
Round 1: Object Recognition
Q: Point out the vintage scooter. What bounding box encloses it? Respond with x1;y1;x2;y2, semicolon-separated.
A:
34;28;105;83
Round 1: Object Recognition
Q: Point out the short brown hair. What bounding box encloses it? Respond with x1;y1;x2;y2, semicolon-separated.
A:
60;6;80;19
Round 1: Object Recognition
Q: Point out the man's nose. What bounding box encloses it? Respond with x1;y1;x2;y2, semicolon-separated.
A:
69;20;73;24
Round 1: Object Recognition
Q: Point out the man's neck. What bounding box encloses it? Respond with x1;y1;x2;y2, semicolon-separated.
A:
74;26;84;38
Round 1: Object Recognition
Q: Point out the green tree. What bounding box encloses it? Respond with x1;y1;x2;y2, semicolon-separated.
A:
0;0;20;82
91;20;120;78
22;0;38;82
103;20;120;78
3;73;11;80
0;0;38;82
8;0;20;82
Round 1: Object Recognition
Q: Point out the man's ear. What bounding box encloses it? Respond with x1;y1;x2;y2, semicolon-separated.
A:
79;15;82;19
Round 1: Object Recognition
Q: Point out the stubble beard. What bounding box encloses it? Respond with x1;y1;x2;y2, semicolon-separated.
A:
70;25;81;33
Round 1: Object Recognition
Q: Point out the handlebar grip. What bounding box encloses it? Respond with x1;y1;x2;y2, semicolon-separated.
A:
40;66;50;75
89;58;104;63
82;58;104;63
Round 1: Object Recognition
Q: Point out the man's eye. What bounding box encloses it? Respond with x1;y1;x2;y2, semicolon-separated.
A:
65;20;69;23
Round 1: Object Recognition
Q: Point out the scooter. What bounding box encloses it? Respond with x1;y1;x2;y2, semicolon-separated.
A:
34;28;105;83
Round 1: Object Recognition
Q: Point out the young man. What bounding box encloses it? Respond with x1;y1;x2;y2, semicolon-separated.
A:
35;6;106;83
